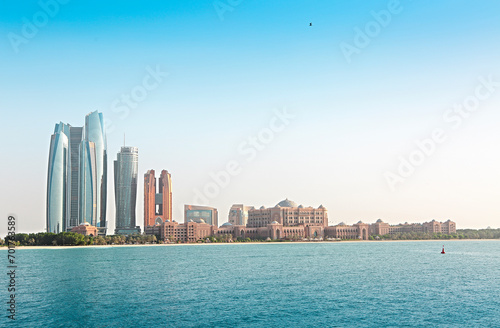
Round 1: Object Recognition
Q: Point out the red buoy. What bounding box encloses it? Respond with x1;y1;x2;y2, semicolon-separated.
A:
441;245;445;254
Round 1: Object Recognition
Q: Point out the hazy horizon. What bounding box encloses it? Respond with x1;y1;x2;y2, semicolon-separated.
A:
1;0;499;236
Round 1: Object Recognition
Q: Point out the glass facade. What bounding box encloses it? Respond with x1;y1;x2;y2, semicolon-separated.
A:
84;111;107;231
186;209;215;225
79;140;97;226
114;147;139;231
68;126;83;228
46;127;69;233
46;112;108;234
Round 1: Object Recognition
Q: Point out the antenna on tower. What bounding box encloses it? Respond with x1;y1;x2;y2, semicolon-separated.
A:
124;133;126;147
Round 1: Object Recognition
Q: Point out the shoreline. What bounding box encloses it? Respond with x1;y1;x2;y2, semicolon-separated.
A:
3;238;499;250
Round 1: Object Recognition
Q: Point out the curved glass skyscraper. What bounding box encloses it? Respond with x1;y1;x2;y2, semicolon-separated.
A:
114;146;140;235
79;140;97;226
46;111;108;235
46;123;70;233
84;111;108;232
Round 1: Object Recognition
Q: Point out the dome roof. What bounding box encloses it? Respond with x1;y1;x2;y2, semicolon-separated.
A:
298;205;304;209
318;204;325;209
357;220;363;224
376;219;383;223
338;222;346;226
222;222;233;226
198;219;206;224
270;221;279;224
260;206;266;210
276;198;298;208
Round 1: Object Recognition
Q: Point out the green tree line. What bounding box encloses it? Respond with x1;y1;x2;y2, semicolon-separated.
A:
1;232;158;246
369;228;500;241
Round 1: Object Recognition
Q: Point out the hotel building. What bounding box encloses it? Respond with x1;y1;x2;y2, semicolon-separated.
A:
218;199;328;240
144;169;173;227
145;219;215;243
144;198;457;243
185;205;218;227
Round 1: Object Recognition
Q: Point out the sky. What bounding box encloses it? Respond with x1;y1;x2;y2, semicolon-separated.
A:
1;0;499;236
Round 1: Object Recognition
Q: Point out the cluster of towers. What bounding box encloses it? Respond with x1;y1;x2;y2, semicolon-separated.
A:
46;111;107;235
46;111;174;236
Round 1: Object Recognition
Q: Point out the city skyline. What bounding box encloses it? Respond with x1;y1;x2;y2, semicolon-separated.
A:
1;1;500;237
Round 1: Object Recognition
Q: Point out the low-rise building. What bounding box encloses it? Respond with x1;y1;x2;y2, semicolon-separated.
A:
71;222;97;236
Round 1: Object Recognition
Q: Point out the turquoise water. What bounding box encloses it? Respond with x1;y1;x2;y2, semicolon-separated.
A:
1;240;499;327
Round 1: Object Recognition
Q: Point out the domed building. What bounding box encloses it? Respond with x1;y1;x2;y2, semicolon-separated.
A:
276;199;298;208
219;199;329;240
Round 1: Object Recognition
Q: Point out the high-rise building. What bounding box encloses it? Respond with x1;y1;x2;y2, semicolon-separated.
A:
46;111;107;235
68;127;83;228
144;169;172;227
79;140;97;226
114;146;140;235
228;204;254;226
46;124;69;233
84;111;108;234
184;205;218;226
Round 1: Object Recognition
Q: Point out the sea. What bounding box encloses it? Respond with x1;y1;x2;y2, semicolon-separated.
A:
1;240;499;327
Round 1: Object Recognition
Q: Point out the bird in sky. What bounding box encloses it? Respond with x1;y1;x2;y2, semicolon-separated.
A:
309;22;312;26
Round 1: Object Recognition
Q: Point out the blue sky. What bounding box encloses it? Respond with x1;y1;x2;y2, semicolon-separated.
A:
1;0;500;235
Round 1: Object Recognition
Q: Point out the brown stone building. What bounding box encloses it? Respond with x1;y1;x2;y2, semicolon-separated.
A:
144;198;457;242
369;219;456;236
247;199;328;228
217;199;328;240
144;169;172;227
145;219;216;243
71;222;98;236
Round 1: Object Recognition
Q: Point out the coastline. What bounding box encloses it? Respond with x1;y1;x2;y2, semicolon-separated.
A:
4;238;499;250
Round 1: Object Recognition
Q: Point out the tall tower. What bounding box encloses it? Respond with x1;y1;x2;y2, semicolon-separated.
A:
144;169;172;227
79;140;97;226
46;124;69;233
84;111;107;234
114;146;140;235
144;170;157;227
159;170;172;223
68;126;83;228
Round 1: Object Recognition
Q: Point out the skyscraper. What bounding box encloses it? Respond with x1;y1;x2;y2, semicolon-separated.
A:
68;126;83;228
144;169;172;227
84;111;108;234
46;111;107;235
79;140;97;226
114;146;140;235
46;123;69;233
